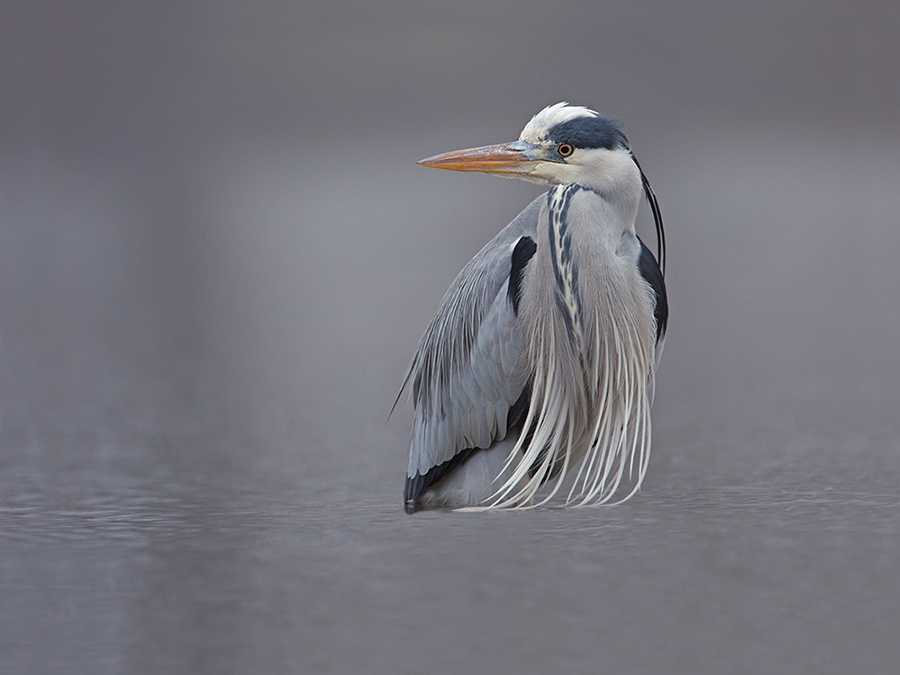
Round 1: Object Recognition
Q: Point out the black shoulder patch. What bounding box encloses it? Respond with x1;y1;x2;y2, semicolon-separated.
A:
546;115;627;150
508;236;537;315
637;238;668;342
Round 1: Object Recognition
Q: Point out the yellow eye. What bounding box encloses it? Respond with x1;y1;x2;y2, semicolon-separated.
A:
557;143;574;158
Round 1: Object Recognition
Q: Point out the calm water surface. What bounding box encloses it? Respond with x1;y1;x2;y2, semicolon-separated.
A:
1;130;899;674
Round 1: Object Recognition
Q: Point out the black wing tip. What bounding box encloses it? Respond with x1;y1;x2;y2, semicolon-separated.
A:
404;447;481;514
404;473;430;514
405;474;424;503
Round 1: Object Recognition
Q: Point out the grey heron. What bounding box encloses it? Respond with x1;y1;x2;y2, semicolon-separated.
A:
401;102;667;513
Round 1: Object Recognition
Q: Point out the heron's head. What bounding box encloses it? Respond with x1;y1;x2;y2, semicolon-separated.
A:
419;102;641;195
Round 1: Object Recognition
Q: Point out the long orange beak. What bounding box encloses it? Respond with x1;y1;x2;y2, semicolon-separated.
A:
418;141;543;175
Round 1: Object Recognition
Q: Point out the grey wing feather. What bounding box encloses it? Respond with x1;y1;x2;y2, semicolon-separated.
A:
404;195;544;480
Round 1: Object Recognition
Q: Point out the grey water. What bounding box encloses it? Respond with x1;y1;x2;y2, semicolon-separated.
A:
2;2;900;673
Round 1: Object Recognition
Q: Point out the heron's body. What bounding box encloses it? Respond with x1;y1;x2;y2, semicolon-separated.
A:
402;103;667;513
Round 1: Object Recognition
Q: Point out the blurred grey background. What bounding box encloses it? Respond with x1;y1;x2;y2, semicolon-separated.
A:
1;2;899;674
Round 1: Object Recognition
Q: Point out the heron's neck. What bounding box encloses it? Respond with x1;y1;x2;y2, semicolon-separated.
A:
573;149;643;224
